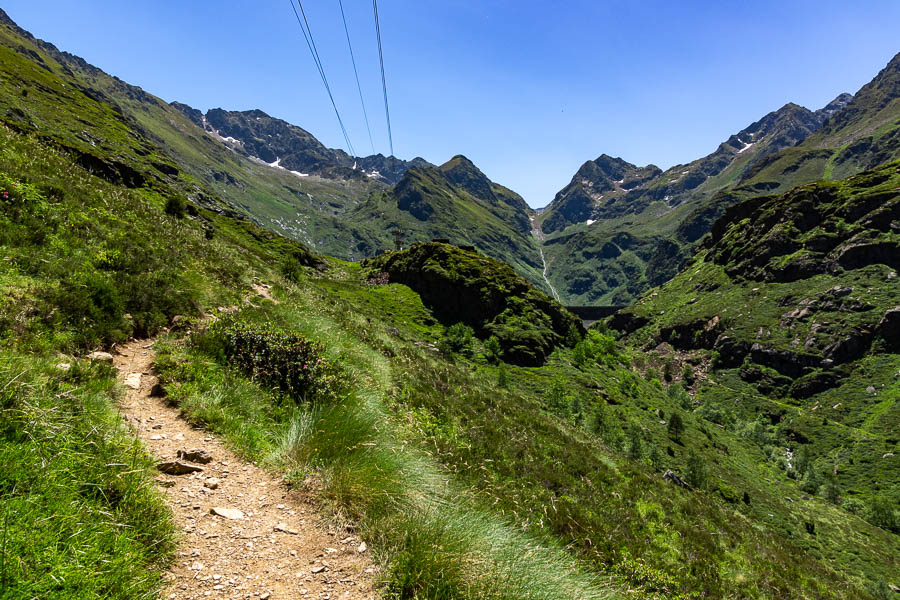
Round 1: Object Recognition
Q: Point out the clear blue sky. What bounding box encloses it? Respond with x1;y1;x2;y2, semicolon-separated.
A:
4;1;900;207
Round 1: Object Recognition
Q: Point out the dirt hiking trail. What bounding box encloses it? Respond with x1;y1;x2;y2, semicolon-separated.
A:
114;339;377;600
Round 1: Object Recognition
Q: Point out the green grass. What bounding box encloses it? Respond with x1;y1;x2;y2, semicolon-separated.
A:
153;291;616;600
0;353;174;599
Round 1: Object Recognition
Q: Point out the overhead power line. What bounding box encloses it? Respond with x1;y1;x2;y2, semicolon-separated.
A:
288;0;356;157
373;0;394;158
339;0;375;155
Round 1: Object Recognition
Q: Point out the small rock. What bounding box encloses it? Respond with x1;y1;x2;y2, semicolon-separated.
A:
177;448;213;464
151;423;163;430
274;523;298;535
310;566;326;574
86;351;114;363
210;506;244;520
124;373;141;389
260;594;270;600
866;385;876;394
357;541;367;554
56;362;71;371
203;477;220;490
189;561;204;571
157;461;204;475
150;435;163;441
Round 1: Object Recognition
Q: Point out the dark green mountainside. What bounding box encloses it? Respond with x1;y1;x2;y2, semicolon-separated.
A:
364;242;580;365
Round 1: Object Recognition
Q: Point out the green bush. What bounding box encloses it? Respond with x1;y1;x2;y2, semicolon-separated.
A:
484;335;502;364
218;322;348;404
572;330;627;369
438;323;475;358
164;195;186;218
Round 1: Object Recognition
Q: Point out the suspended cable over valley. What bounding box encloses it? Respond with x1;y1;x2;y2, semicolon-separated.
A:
287;0;355;157
373;0;394;158
338;0;375;155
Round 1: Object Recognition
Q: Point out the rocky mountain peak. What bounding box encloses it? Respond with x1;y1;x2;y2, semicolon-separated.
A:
818;51;900;135
816;93;854;120
439;154;494;200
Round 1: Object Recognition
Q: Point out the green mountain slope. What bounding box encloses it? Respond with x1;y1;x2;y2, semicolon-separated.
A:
346;156;546;288
0;10;540;282
543;52;900;305
608;161;900;593
364;242;580;364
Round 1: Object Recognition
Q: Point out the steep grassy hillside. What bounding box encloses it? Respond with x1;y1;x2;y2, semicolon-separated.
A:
608;161;900;595
0;9;545;290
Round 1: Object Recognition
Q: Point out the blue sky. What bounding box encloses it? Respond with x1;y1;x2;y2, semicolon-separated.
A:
4;1;900;207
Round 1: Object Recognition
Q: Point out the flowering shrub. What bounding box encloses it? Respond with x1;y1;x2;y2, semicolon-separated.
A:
365;272;390;286
221;323;347;404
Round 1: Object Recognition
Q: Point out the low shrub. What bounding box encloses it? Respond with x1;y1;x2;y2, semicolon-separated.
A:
219;322;348;404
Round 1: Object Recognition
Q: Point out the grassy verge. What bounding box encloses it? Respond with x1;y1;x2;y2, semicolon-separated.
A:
0;352;174;599
154;293;616;600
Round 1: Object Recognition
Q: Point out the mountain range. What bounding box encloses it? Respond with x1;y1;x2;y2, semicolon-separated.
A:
1;8;899;598
538;52;900;304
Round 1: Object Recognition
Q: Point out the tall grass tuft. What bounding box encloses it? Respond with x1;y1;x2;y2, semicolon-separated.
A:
0;352;174;599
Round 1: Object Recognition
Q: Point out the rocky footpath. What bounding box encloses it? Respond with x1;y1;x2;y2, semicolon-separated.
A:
114;340;376;600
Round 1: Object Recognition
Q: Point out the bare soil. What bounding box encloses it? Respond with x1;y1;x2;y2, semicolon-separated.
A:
114;339;377;600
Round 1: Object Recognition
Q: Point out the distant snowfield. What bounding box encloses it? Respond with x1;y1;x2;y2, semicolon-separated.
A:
267;157;309;178
738;141;756;154
586;219;596;226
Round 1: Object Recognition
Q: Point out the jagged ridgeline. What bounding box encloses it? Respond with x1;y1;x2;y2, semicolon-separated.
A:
364;242;582;365
0;9;546;293
540;51;900;304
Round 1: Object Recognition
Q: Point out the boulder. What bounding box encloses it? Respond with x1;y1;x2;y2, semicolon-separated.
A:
177;448;212;464
663;469;691;489
157;461;204;475
86;351;114;363
875;306;900;350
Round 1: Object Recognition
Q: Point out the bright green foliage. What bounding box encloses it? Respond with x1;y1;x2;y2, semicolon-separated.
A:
484;335;503;365
0;354;173;599
868;496;899;533
686;450;708;490
628;424;644;460
497;362;509;388
572;330;627;369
